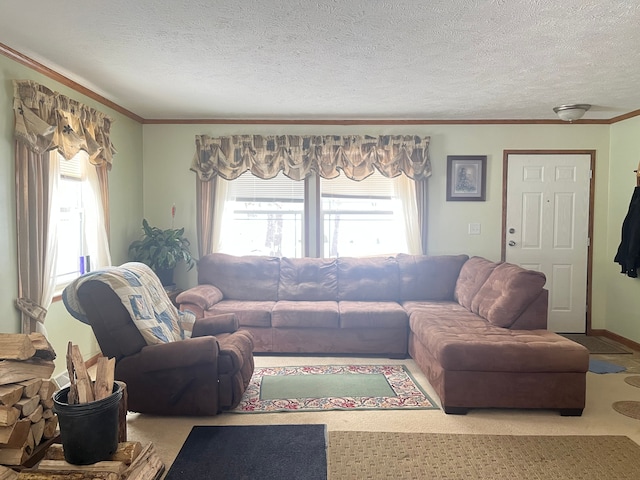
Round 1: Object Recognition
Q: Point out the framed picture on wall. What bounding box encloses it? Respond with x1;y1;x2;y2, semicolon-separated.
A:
446;155;487;201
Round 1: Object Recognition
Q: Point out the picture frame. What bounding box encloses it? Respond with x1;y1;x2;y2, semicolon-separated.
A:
446;155;487;201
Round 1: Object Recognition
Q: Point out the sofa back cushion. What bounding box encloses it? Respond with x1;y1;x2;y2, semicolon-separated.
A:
454;256;501;309
278;257;338;300
470;262;547;328
197;253;280;301
338;256;400;301
397;254;469;301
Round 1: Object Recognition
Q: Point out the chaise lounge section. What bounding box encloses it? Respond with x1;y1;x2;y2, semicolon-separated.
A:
407;257;588;415
177;252;589;415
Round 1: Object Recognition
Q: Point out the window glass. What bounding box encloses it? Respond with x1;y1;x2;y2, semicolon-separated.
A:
218;172;304;257
216;170;414;258
320;171;409;257
55;152;89;290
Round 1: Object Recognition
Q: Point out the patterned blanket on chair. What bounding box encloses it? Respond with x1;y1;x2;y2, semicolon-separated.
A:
62;262;195;345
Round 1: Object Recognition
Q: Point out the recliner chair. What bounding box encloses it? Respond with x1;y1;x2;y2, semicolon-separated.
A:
63;263;254;416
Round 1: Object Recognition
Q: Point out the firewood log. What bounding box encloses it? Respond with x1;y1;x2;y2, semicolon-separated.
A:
0;418;30;445
65;344;77;405
122;443;165;480
14;396;40;418
0;385;24;407
17;379;42;399
27;405;43;424
27;334;56;361
69;345;94;403
37;381;56;403
42;417;57;440
44;442;142;465
16;472;119;480
0;464;18;480
29;418;45;446
0;406;19;427
0;335;36;361
0;361;54;386
93;358;115;401
35;460;126;475
0;446;28;466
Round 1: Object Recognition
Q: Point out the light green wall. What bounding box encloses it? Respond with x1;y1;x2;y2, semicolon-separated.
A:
0;55;144;375
606;116;640;341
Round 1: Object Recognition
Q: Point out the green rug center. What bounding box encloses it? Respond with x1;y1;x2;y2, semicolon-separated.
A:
260;373;395;400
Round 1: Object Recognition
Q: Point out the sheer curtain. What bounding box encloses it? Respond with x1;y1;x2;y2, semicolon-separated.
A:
81;153;112;270
13;80;116;334
212;178;229;253
392;175;422;255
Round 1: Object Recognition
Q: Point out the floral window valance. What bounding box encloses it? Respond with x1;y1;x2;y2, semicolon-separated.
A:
13;80;117;168
192;134;431;182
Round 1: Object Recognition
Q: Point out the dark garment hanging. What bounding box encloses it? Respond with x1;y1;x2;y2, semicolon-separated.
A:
614;186;640;277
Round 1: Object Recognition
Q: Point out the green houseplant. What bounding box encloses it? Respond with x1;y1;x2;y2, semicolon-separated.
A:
128;219;196;286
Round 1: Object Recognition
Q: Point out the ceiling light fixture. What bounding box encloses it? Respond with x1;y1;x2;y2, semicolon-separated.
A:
553;104;591;122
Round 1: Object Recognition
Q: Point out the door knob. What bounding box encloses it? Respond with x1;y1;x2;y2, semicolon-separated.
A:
508;240;516;247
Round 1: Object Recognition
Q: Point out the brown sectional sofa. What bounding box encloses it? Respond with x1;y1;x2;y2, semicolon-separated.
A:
177;252;589;415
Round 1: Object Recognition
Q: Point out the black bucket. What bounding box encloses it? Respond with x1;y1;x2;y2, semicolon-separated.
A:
53;383;122;465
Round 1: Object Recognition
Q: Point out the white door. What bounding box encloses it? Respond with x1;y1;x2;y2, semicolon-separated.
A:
505;152;592;333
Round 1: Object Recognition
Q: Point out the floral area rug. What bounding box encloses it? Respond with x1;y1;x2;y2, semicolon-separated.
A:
231;364;438;413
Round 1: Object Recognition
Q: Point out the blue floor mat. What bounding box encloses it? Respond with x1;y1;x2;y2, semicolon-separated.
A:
589;358;626;374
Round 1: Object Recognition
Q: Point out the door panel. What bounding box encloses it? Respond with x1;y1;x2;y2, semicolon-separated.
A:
505;153;591;333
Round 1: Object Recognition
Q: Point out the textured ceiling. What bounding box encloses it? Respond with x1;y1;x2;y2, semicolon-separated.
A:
2;0;640;121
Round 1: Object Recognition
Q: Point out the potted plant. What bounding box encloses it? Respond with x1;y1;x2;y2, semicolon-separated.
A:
128;219;196;286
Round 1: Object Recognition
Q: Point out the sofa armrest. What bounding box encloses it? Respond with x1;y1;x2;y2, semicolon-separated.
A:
125;336;220;373
176;285;224;311
193;313;239;337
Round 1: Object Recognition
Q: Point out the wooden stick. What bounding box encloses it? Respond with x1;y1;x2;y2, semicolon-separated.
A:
93;357;115;401
65;343;77;405
70;346;94;404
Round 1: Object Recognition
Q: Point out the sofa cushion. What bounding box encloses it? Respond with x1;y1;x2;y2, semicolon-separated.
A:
208;300;275;328
403;300;482;320
470;263;547;328
278;257;338;301
410;312;587;372
339;301;408;329
397;254;469;301
454;256;501;310
272;301;339;328
198;253;280;301
338;256;400;301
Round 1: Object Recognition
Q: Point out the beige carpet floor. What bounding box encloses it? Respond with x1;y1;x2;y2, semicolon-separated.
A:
328;431;640;479
123;347;640;479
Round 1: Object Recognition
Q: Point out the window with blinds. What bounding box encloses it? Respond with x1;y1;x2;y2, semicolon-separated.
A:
218;172;305;257
320;170;406;257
